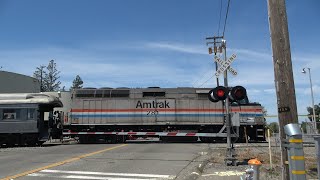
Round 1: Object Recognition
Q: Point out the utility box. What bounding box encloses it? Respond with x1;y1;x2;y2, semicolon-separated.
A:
231;112;240;127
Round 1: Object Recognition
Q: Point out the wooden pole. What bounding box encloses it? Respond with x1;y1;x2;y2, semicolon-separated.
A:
268;129;273;169
244;126;248;145
267;0;299;179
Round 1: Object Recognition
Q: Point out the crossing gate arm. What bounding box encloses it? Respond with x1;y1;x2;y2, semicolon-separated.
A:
63;131;237;137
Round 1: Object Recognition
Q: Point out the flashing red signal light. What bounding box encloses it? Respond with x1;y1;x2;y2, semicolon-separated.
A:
217;89;225;97
208;85;248;103
208;86;229;102
230;86;247;101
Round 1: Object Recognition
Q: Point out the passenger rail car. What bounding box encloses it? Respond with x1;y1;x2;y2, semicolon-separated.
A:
63;87;265;143
0;93;63;146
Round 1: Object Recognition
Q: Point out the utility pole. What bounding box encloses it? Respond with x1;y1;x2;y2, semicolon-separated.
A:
206;36;223;87
267;0;298;179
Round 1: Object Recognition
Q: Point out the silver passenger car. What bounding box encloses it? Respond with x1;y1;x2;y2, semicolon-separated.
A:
0;93;63;146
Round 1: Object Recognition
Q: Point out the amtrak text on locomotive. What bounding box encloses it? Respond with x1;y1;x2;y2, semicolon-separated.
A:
136;100;170;108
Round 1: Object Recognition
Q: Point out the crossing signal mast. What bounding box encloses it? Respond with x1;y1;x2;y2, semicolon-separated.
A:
205;0;250;167
206;36;248;166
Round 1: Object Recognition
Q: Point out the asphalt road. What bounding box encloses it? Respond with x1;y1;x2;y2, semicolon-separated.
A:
1;141;282;180
1;141;215;180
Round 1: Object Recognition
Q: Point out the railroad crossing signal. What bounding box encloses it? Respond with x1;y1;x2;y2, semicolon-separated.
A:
208;86;247;103
229;86;247;102
214;54;238;77
208;86;229;102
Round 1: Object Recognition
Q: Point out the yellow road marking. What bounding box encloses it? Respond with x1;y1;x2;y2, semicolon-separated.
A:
1;144;128;180
289;139;303;143
292;170;306;175
291;156;305;160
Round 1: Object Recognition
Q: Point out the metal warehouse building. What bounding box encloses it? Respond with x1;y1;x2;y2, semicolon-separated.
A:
0;71;40;93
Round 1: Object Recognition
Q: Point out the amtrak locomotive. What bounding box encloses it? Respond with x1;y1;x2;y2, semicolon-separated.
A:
62;87;265;143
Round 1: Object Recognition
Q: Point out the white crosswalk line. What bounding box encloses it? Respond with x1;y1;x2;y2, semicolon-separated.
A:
27;169;175;180
41;169;171;178
28;173;156;180
27;173;48;177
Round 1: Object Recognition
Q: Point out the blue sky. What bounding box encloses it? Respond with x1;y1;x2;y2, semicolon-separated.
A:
0;0;319;123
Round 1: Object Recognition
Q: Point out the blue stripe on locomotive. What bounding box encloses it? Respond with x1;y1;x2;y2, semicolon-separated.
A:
70;113;263;118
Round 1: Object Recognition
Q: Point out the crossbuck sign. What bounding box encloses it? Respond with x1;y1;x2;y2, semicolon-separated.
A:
214;54;237;77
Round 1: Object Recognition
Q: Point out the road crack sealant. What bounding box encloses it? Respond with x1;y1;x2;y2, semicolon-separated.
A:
174;144;212;180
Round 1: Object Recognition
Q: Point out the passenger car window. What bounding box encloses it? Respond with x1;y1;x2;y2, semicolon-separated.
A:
27;109;36;119
2;109;21;120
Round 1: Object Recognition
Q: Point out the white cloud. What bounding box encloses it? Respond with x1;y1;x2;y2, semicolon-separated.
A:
301;85;320;95
144;42;208;55
0;46;199;89
144;42;273;62
228;67;275;86
263;88;275;93
246;88;275;96
141;42;283;88
228;48;271;61
247;89;261;94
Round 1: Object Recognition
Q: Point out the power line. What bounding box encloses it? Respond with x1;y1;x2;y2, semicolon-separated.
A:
192;69;212;87
197;74;214;88
217;0;223;36
222;0;231;38
200;0;227;88
195;52;223;88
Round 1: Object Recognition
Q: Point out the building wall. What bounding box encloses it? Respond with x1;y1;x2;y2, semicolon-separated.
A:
0;71;40;93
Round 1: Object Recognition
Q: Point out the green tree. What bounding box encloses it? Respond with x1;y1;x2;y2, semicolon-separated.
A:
307;104;320;121
33;65;47;92
70;75;83;90
301;121;307;133
267;122;279;133
307;103;320;130
43;60;61;91
33;60;61;92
